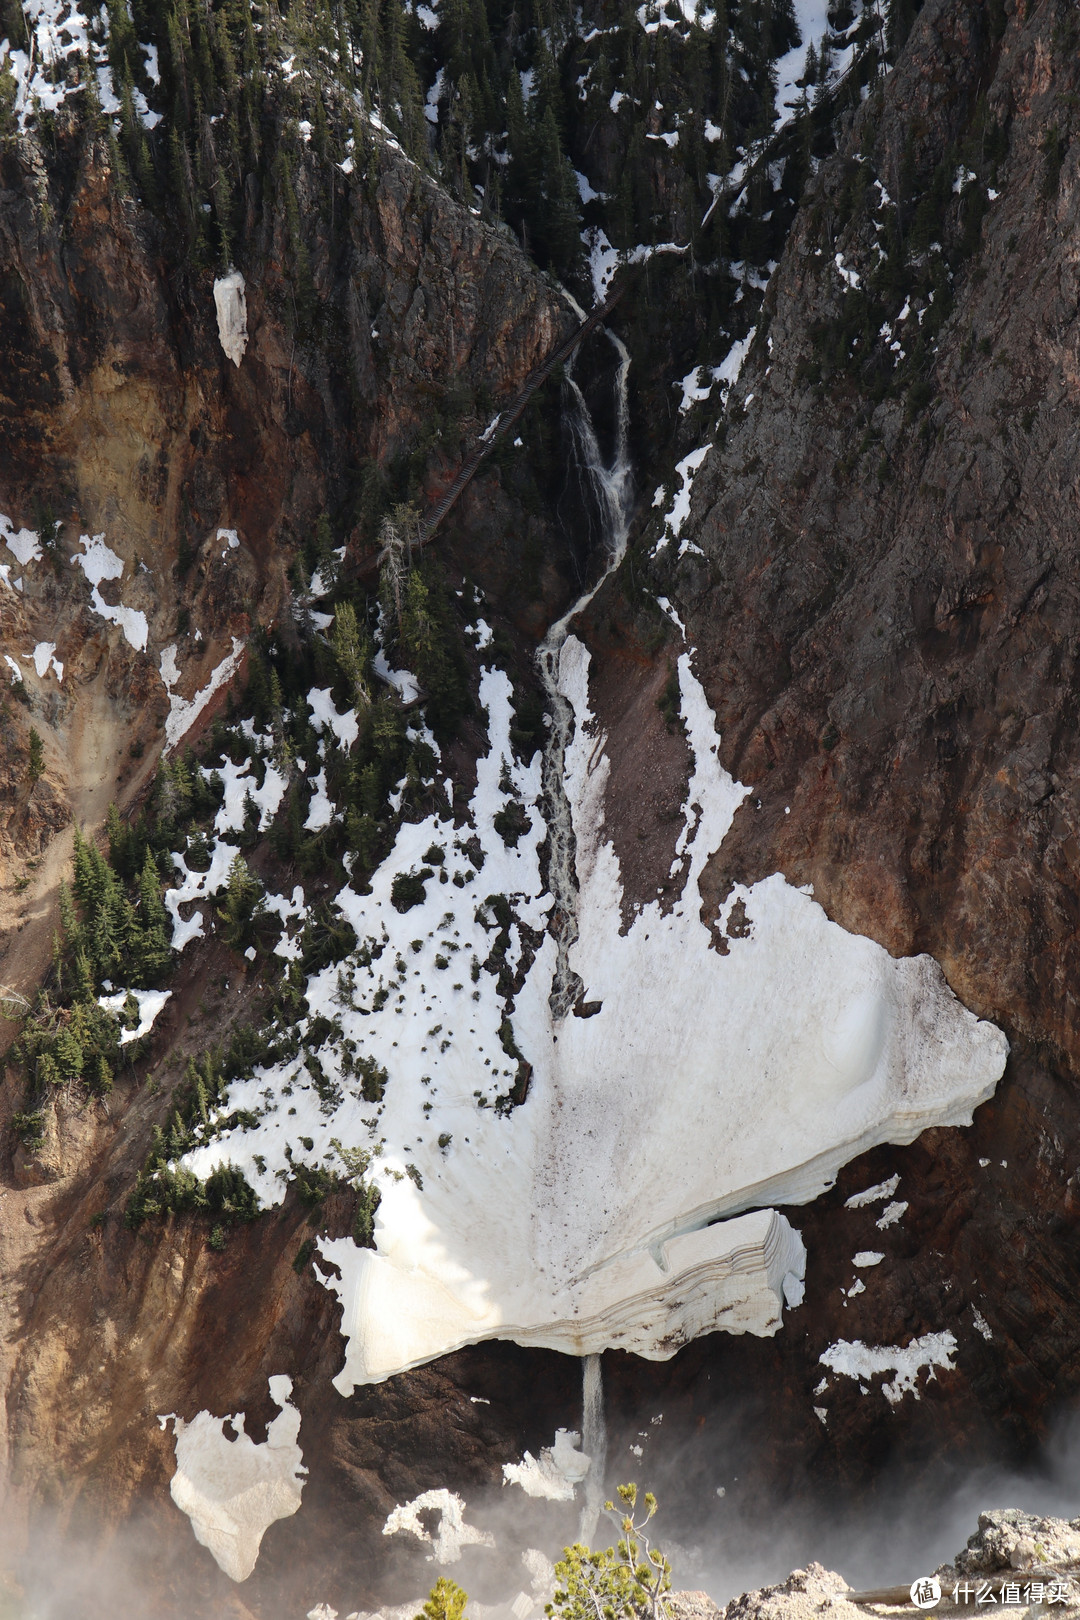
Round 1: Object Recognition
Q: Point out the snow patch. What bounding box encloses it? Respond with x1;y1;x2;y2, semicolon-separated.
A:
213;270;248;367
304;769;335;831
71;534;148;652
213;754;288;836
0;515;41;565
844;1175;900;1208
164;1375;305;1582
372;649;420;704
179;644;1006;1392
654;446;710;555
164;639;245;752
502;1430;591;1501
32;642;63;681
308;688;360;752
165;839;239;951
818;1332;958;1405
382;1490;494;1563
97;987;172;1046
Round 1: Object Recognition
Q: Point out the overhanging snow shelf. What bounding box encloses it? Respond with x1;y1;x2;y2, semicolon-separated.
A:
184;640;1008;1390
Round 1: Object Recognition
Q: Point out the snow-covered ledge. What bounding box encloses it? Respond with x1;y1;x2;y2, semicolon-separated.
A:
320;1208;806;1390
184;647;1008;1391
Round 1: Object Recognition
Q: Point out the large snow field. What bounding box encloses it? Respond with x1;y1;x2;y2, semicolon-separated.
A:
182;641;1007;1389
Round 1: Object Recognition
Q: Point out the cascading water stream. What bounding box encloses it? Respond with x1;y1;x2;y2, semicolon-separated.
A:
579;1353;609;1545
534;331;630;1542
537;330;632;1018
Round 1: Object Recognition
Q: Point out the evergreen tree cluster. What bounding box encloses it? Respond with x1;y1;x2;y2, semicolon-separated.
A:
9;825;174;1109
242;548;470;882
126;1034;279;1226
13;0;906;308
60;827;174;995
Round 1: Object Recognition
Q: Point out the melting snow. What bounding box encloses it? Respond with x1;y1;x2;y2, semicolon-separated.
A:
165;839;240;951
852;1251;884;1268
163;638;245;752
818;1332;958;1405
383;1490;494;1563
654;447;710;555
844;1175;900;1208
97;987;172;1046
307;688;359;752
773;0;828;124
213;270;248;367
32;642;63;681
372;649;420;705
184;644;1006;1390
71;533;148;652
163;1375;305;1582
503;1430;591;1501
304;769;335;831
213;754;288;836
875;1199;908;1230
0;515;41;565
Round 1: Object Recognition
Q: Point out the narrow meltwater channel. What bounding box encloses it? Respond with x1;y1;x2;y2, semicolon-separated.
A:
536;331;632;1019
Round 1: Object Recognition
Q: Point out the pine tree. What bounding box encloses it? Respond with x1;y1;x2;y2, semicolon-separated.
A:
216;854;267;952
332;601;373;713
416;1579;468;1620
138;848;168;932
27;727;44;784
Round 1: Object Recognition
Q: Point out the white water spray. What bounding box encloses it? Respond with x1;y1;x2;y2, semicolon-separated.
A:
537;331;632;1017
579;1353;608;1545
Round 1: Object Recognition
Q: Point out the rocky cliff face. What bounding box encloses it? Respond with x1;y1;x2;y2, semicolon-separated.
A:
0;91;589;1619
4;0;1080;1615
574;0;1080;1530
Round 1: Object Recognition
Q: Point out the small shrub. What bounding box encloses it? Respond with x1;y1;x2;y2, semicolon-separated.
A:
11;1110;45;1150
353;1181;380;1246
27;727;44;784
391;870;431;912
357;1053;387;1103
493;802;532;847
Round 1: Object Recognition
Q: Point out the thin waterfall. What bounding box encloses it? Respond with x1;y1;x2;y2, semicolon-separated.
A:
579;1352;608;1545
537;330;632;1018
535;333;627;1546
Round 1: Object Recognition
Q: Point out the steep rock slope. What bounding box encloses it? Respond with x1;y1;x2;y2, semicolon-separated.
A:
0;88;591;1620
2;0;1078;1614
570;0;1080;1521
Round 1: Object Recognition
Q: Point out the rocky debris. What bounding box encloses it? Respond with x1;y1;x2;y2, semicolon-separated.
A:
669;1590;725;1620
712;1513;1080;1620
717;1564;863;1620
953;1511;1080;1577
